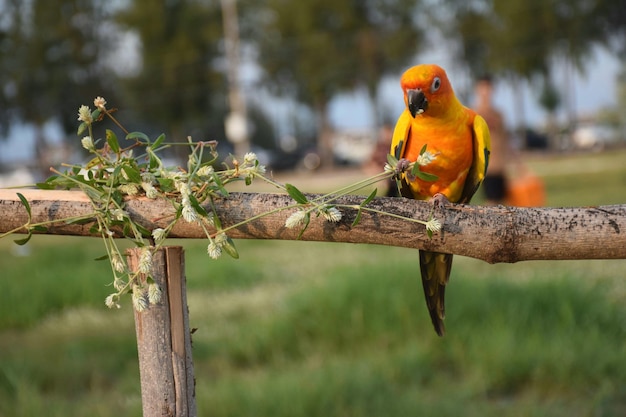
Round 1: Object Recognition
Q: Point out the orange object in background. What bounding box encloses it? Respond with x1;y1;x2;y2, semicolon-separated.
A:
506;171;546;207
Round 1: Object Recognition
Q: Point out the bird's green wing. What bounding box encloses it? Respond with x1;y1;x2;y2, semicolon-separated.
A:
460;114;491;203
390;110;419;198
390;110;412;160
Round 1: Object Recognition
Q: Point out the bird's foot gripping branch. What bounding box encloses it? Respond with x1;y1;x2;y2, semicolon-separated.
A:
2;97;441;310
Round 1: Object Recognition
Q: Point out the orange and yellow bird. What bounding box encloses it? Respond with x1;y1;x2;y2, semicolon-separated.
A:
390;64;490;336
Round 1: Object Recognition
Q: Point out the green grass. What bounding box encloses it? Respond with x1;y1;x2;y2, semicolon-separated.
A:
1;150;626;416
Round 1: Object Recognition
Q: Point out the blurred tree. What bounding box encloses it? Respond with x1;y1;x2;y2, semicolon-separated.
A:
249;0;422;168
539;77;561;145
451;0;617;78
0;0;114;174
115;0;228;158
446;0;625;130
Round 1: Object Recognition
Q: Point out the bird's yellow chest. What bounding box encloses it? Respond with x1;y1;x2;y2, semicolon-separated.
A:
403;116;474;202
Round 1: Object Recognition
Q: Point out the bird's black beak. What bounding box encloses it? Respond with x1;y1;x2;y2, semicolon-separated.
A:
407;88;428;118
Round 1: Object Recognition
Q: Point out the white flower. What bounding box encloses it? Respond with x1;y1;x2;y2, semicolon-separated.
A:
113;277;125;291
384;163;395;174
214;232;228;245
148;282;162;304
141;172;156;184
201;215;215;227
81;136;94;151
111;252;126;273
181;199;198;223
285;210;307;229
105;294;121;309
132;284;148;312
250;163;266;175
152;228;167;244
141;182;158;199
197;165;214;177
119;183;139;196
175;181;191;197
160;169;183;180
322;206;342;222
425;218;442;233
77;105;93;123
416;150;437;166
138;247;153;274
94;96;107;110
243;152;257;165
111;208;127;221
207;241;221;259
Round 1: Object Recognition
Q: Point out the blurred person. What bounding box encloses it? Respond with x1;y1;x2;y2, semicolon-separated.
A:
473;74;512;204
365;123;399;197
474;74;545;207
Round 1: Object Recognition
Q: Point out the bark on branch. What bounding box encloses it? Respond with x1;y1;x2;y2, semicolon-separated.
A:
1;189;624;263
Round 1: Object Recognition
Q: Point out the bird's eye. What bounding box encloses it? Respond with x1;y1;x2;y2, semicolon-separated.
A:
431;77;441;93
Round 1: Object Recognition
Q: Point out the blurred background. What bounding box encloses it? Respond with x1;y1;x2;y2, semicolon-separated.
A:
1;1;626;416
0;0;625;181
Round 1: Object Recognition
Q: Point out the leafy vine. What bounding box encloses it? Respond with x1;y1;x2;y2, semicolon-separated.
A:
2;97;441;310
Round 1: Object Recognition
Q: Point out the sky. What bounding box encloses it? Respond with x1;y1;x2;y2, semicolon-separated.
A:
329;46;622;132
0;46;622;166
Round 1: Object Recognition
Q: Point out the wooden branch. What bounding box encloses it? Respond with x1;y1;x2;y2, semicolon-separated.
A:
129;246;196;417
1;188;625;263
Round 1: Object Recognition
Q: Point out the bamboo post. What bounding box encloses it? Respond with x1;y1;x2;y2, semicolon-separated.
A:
127;246;196;417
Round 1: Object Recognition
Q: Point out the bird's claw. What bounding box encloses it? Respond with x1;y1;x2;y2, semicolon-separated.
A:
430;193;450;209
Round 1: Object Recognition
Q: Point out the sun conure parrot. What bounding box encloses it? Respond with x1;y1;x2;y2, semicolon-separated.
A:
390;64;490;336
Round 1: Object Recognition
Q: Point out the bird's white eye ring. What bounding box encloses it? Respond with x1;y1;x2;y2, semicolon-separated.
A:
431;77;441;93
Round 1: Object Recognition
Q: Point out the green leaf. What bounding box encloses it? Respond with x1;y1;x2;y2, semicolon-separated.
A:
394;179;403;195
148;151;161;170
286;184;308;204
188;194;209;217
106;129;120;153
85;156;101;170
135;223;152;238
212;172;229;197
77;122;87;136
411;160;421;176
126;131;150;143
32;225;48;233
94;254;109;261
83;187;103;203
416;171;439;182
157;178;175;192
296;212;311;239
361;188;377;206
17;193;31;220
222;236;239;259
412;144;433;177
212;212;223;229
66;217;95;225
14;232;32;246
386;153;398;167
153;133;166;148
351;209;362;227
122;165;142;183
36;177;59;190
393;140;404;160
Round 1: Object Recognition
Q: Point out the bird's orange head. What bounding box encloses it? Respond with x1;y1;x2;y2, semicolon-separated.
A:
400;64;459;119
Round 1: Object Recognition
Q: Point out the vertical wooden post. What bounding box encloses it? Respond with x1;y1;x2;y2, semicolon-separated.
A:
127;246;197;417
